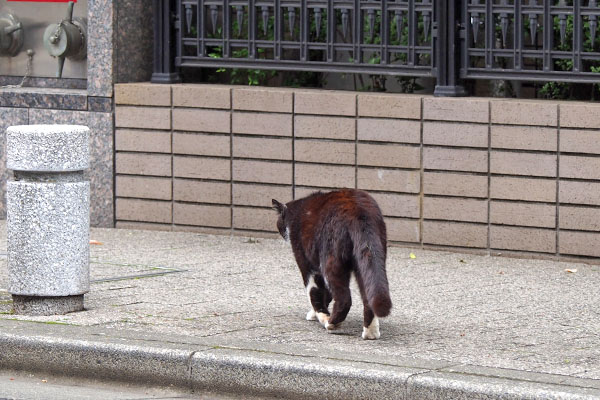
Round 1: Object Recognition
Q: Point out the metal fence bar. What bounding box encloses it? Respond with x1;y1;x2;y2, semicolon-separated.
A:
543;0;551;72
275;1;282;60
326;0;333;63
514;0;522;71
484;0;492;69
407;0;415;67
301;0;307;62
198;0;206;58
381;0;388;65
574;1;582;73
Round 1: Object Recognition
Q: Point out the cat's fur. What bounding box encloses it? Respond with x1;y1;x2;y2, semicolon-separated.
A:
272;189;392;340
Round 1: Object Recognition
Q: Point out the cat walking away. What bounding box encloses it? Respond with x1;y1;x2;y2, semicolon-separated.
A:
272;189;392;340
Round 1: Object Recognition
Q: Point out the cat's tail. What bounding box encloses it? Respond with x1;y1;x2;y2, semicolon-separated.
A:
352;222;392;318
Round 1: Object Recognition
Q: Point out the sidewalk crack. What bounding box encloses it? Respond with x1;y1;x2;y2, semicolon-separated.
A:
403;368;435;397
405;368;434;383
187;350;199;389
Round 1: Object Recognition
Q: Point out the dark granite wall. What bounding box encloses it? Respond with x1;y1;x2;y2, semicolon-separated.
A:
115;1;153;83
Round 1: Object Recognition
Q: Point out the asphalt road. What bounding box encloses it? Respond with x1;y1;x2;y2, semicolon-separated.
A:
0;371;256;400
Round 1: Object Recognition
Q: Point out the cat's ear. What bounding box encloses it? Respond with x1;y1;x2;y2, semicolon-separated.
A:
272;199;286;215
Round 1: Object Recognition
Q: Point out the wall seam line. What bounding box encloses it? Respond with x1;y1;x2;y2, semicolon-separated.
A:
170;85;174;230
292;92;296;200
355;94;358;190
230;88;234;234
419;97;424;248
556;104;560;257
111;94;117;228
487;99;491;255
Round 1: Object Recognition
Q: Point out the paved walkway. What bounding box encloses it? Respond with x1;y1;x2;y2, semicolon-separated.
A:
0;222;599;399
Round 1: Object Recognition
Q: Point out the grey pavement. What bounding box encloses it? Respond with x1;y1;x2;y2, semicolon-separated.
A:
0;221;599;399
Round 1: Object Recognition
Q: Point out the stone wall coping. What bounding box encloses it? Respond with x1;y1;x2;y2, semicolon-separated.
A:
114;82;598;109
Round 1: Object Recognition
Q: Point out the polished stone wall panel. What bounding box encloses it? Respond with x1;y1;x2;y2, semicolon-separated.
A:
0;89;88;110
115;0;153;83
88;0;116;97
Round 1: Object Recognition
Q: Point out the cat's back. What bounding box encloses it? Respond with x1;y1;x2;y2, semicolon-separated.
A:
300;189;382;221
291;189;385;253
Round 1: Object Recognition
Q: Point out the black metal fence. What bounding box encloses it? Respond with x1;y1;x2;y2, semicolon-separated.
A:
152;0;600;96
463;0;600;83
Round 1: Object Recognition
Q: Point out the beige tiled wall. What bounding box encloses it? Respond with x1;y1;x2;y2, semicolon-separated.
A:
115;83;600;261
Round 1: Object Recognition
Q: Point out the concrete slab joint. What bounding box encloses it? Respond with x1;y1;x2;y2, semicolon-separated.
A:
6;125;90;316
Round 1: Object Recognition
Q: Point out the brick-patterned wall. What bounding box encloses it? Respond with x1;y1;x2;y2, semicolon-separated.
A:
115;83;600;261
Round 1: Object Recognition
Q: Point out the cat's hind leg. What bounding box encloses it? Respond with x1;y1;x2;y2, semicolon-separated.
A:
306;274;331;326
362;316;380;340
305;275;317;321
324;258;352;331
355;271;380;340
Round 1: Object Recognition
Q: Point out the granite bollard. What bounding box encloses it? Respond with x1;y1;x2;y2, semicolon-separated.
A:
6;125;90;315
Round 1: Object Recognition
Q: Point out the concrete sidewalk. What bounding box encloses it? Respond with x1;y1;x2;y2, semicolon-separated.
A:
0;222;599;399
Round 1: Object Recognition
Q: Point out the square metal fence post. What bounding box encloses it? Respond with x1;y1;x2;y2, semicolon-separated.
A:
152;0;182;84
434;0;467;96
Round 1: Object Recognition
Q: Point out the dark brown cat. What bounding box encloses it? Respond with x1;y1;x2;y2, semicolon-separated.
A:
272;189;391;340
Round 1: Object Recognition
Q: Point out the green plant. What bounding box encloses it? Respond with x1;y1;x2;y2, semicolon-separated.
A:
205;11;275;86
539;14;600;100
201;8;430;93
396;76;424;93
591;65;600;99
350;10;427;93
206;10;322;87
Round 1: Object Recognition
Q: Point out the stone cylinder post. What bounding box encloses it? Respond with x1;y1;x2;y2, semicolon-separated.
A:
6;125;90;316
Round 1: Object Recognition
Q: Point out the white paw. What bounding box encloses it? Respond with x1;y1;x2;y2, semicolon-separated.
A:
316;312;329;327
306;309;317;321
362;317;380;340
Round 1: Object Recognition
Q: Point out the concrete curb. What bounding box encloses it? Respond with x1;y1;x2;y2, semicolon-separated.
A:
1;330;599;400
